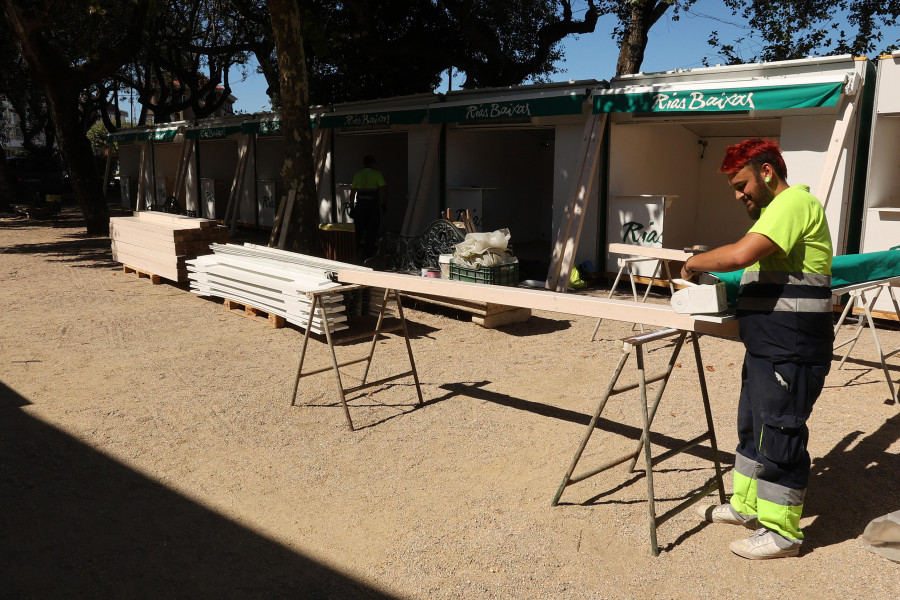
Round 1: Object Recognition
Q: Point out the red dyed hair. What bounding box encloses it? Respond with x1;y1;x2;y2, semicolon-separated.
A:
719;138;787;179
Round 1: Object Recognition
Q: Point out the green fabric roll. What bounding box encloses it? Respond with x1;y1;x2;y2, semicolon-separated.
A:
713;249;900;304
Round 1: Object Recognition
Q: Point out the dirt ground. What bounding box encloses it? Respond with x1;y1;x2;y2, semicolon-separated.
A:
2;206;899;599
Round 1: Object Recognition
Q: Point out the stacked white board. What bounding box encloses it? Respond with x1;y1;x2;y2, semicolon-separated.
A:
110;211;228;281
187;244;373;334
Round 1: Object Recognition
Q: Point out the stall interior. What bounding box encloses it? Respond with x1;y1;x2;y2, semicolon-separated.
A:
333;131;408;230
197;138;239;220
861;114;900;253
445;126;555;264
151;141;183;210
117;144;141;209
253;135;286;228
604;110;855;276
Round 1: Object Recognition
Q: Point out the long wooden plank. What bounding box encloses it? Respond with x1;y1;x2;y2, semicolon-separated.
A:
110;218;227;241
608;243;692;262
110;233;215;255
336;270;739;338
547;114;607;291
133;210;214;228
816;93;856;210
136;143;148;211
402;125;442;236
554;113;607;293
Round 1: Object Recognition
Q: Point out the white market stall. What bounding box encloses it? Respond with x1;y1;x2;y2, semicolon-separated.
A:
593;55;873;278
320;95;435;231
426;81;602;283
108;124;184;211
183;118;244;220
859;51;900;317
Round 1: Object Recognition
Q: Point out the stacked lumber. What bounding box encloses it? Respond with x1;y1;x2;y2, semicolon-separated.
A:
110;211;228;282
187;244;373;334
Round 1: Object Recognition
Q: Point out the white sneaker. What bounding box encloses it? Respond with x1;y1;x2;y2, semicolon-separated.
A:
729;528;801;559
695;503;758;528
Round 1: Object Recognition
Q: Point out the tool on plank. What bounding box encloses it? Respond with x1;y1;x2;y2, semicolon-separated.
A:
670;244;729;315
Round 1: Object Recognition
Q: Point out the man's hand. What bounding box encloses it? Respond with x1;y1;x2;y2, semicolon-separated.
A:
680;260;697;281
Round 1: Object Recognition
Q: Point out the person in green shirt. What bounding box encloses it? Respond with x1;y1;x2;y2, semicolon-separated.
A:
681;138;832;560
350;155;387;261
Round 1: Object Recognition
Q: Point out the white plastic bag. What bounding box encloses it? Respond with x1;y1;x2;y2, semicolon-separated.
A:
452;229;514;267
861;510;900;563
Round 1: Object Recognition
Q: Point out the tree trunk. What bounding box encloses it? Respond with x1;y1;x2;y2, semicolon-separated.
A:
267;0;319;256
615;1;671;77
0;158;13;212
47;87;109;233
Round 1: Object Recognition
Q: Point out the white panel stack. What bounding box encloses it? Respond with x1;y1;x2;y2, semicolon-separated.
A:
187;243;373;334
110;211;228;282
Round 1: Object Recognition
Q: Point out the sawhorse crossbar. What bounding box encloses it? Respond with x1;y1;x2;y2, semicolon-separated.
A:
551;327;726;556
833;277;900;405
289;284;424;430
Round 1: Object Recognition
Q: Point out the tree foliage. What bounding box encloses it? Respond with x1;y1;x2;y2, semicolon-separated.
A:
707;0;900;65
3;0;150;233
275;0;602;104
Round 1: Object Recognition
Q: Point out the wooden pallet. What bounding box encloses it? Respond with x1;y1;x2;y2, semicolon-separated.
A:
400;291;531;328
123;265;161;284
223;298;285;329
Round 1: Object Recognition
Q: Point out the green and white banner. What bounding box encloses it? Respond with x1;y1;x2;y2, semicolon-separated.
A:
184;124;243;140
429;93;586;123
319;108;427;129
593;81;844;114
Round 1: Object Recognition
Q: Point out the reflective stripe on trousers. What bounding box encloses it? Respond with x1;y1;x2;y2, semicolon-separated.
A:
729;352;829;541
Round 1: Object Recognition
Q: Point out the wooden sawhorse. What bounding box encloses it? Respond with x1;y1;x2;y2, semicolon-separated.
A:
591;244;689;340
552;327;727;556
289;284;424;430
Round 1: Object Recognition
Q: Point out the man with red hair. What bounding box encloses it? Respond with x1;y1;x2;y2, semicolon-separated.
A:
681;138;832;559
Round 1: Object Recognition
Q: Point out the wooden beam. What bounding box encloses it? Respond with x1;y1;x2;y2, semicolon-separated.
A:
554;113;607;293
172;139;195;205
277;187;297;249
313;128;330;192
102;152;113;197
402;125;441;236
608;243;692;262
135;142;148;212
335;269;739;337
224;138;250;231
547;114;607;292
816;93;855;210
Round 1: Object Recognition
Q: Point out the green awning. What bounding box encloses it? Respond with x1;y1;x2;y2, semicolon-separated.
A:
106;130;139;143
429;93;586;123
242;119;281;135
593;80;844;114
132;127;180;142
242;116;319;135
184;124;243;140
319;108;427;129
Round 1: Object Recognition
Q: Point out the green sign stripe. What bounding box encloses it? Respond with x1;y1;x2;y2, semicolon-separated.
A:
184;124;243;140
242;117;318;135
106;131;139;142
242;120;281;135
593;81;844;114
319;108;427;128
429;94;586;123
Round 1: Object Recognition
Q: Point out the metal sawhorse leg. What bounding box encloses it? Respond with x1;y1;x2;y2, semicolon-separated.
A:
552;328;727;556
833;281;900;405
289;285;424;430
591;257;675;340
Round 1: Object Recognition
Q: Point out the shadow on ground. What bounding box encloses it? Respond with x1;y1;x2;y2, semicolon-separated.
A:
0;381;397;599
804;411;900;553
